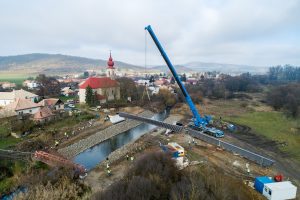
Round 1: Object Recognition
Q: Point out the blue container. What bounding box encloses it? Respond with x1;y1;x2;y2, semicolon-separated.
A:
254;176;274;193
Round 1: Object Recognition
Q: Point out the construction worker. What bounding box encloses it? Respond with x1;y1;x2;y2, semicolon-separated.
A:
107;169;111;176
55;140;59;147
64;132;69;139
130;156;134;162
106;163;110;169
126;154;129;161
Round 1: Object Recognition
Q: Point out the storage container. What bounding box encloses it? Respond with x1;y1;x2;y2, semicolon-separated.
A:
262;181;297;200
255;176;274;193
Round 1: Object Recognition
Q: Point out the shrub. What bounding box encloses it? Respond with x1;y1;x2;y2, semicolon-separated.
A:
94;152;263;200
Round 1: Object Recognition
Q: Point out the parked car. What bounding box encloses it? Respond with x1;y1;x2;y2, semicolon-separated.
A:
68;104;75;108
67;99;75;104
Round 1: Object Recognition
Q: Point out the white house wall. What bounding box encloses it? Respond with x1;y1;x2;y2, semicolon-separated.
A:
0;99;14;107
17;107;40;115
79;87;120;104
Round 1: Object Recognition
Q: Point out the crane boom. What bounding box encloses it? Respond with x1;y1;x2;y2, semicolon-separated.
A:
145;25;224;137
145;25;205;127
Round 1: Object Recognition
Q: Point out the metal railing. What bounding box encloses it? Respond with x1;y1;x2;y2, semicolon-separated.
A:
119;112;275;167
187;128;275;167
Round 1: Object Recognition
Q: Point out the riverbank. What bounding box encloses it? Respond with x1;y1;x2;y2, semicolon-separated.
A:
85;114;183;193
58;110;154;159
98;114;183;165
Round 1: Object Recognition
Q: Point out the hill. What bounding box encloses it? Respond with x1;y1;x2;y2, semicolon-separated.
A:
0;53;142;74
150;62;268;75
0;53;269;75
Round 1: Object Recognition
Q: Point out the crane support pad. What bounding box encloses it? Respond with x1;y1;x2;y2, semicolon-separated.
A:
187;128;275;167
119;112;184;132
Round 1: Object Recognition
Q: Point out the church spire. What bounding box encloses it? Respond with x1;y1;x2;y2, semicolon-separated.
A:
107;50;115;69
106;51;116;79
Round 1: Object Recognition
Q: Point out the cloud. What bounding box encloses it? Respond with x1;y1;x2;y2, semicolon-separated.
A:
0;0;299;66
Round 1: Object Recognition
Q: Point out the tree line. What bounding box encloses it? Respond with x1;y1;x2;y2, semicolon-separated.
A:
268;65;300;82
267;83;300;117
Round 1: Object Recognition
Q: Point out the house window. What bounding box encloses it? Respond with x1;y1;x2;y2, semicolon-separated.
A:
269;190;272;196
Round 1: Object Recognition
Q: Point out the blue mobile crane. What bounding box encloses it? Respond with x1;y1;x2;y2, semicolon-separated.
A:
145;25;224;137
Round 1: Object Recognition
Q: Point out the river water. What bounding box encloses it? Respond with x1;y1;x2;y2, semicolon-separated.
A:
73;111;168;170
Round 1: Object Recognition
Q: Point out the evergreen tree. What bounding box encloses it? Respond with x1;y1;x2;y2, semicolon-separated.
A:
34;97;39;103
85;85;93;106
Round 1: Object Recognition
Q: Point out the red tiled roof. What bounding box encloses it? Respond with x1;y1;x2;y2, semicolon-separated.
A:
79;77;119;89
33;107;54;120
6;98;41;111
38;98;60;106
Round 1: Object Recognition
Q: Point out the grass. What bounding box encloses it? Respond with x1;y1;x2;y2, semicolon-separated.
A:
0;137;21;149
46;112;94;130
0;177;14;194
227;111;300;162
0;122;10;138
59;95;75;102
0;73;32;85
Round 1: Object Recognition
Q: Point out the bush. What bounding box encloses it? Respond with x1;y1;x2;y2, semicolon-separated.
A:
267;83;300;117
94;152;262;200
0;122;10;138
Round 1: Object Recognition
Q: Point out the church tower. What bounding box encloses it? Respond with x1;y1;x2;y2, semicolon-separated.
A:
106;51;116;79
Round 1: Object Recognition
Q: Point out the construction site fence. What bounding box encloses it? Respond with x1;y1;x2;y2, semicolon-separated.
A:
187;129;275;167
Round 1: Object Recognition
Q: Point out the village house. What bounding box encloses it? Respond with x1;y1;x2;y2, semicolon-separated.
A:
38;98;64;111
3;98;41;116
33;106;55;123
79;53;120;104
0;82;16;89
0;89;39;107
154;78;169;86
23;80;39;89
61;87;75;97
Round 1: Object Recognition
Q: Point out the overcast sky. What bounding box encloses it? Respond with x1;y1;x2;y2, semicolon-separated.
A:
0;0;299;66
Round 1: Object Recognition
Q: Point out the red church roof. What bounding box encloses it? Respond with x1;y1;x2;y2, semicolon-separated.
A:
79;77;119;89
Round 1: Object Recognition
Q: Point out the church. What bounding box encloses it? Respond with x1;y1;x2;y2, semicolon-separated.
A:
79;53;121;104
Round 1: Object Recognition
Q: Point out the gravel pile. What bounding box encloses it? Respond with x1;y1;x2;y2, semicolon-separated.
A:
58;110;153;159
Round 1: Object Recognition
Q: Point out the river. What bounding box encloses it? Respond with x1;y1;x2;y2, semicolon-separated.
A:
73;110;168;170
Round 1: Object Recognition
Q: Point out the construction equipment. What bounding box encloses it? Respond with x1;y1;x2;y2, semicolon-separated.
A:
160;142;188;169
119;112;275;167
145;25;224;137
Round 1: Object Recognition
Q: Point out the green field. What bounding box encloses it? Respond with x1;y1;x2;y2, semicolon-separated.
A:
228;111;300;162
0;137;21;149
0;73;32;85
